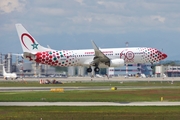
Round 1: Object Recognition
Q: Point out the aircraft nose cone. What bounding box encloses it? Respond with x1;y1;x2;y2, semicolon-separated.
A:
157;50;167;61
162;53;167;59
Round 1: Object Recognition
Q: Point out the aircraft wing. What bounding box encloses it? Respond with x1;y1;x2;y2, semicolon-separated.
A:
91;41;110;65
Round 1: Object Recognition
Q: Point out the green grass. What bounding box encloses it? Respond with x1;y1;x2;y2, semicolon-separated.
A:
0;80;180;87
1;88;180;102
1;81;180;119
0;106;180;120
1;81;180;102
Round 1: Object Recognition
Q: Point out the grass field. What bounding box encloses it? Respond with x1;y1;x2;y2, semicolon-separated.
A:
0;106;180;120
0;81;180;102
1;80;180;119
0;80;179;87
1;88;180;102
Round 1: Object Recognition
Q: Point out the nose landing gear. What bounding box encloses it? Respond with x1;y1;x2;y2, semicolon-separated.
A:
151;62;154;69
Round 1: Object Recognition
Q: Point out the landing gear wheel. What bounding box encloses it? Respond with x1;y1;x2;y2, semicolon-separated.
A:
87;68;92;73
94;67;100;72
151;62;153;69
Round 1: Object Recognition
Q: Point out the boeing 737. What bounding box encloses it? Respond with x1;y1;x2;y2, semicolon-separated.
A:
2;66;18;80
15;24;167;73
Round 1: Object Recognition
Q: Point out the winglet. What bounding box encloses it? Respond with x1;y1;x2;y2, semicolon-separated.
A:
91;40;99;50
2;66;6;76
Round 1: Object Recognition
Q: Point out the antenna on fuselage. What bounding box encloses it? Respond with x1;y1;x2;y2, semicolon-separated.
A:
125;42;129;47
47;45;51;49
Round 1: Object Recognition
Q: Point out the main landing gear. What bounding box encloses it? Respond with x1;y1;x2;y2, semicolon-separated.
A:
94;67;100;72
86;66;100;73
87;67;92;73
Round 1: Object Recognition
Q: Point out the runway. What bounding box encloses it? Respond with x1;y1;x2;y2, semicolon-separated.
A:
1;77;180;107
1;76;180;82
0;102;180;106
0;86;179;92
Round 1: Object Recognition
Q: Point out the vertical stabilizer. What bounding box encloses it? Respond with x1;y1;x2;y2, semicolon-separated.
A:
2;66;7;76
15;24;49;53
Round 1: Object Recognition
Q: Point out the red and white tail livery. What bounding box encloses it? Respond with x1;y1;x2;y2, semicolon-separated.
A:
15;24;167;73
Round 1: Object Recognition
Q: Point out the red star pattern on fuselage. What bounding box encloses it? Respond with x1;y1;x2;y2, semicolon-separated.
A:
34;50;77;66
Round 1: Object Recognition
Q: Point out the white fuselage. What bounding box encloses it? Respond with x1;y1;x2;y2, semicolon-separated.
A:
24;47;166;68
16;23;167;71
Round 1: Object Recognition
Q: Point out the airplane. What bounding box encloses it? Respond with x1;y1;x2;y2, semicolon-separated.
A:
2;66;18;80
15;24;167;73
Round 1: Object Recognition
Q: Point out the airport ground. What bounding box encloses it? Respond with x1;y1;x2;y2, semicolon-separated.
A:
0;77;180;119
1;106;180;120
1;75;179;82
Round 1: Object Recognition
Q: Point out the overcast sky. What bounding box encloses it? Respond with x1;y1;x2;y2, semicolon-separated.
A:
1;0;180;60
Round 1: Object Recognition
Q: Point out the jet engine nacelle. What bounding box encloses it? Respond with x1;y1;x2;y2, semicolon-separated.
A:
109;59;124;67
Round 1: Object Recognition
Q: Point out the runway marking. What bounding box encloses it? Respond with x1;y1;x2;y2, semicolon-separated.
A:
1;102;180;106
0;93;17;94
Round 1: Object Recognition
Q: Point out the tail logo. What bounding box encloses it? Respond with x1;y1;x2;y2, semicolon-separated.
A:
31;43;38;49
21;33;39;50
